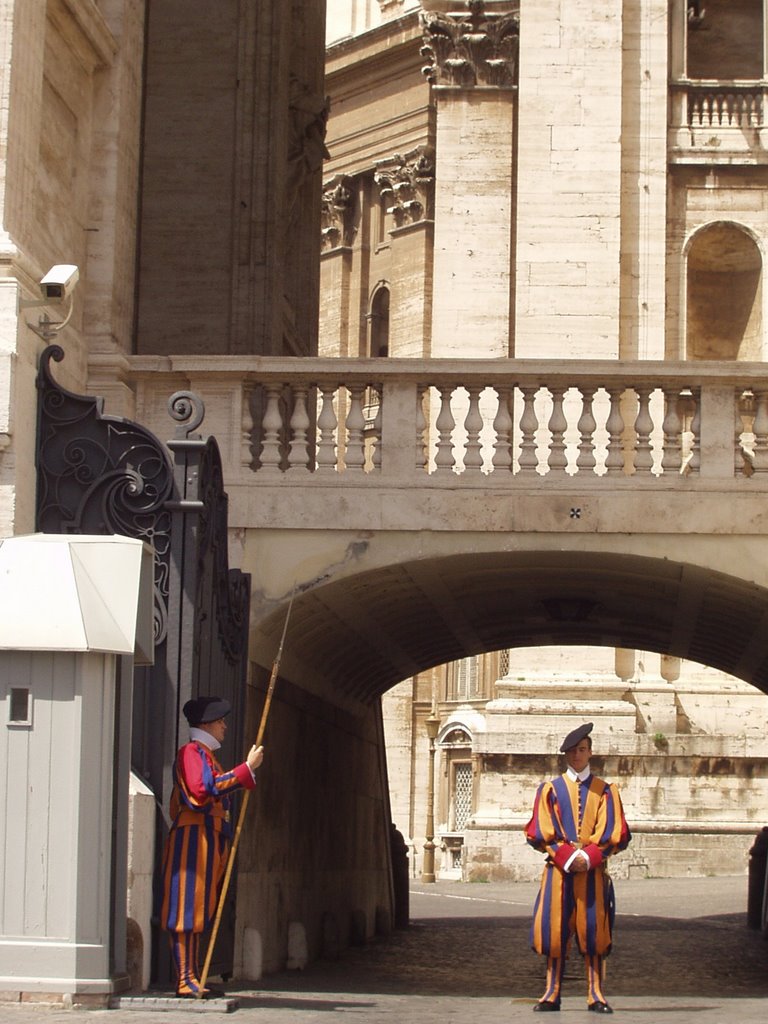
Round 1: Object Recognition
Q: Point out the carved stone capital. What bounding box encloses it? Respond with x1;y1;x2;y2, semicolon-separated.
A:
374;146;435;227
420;1;520;89
321;174;355;250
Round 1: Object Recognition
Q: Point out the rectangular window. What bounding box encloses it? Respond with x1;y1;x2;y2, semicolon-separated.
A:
687;0;763;80
8;687;32;727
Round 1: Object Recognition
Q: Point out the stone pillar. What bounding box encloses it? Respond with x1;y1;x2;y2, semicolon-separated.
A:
619;0;669;360
375;147;435;358
515;0;623;358
421;2;519;357
319;174;357;358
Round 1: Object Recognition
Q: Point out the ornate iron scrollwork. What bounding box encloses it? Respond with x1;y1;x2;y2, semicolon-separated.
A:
35;344;175;643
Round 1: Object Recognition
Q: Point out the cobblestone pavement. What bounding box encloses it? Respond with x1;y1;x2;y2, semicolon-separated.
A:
1;876;766;1022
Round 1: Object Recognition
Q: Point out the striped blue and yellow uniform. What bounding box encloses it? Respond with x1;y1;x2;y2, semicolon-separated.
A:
160;741;255;935
524;772;631;959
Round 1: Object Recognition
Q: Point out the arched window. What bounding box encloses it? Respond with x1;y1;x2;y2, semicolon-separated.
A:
368;285;390;358
686;222;763;360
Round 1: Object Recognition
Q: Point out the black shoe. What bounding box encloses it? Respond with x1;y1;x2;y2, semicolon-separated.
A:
588;1002;613;1014
533;1000;561;1012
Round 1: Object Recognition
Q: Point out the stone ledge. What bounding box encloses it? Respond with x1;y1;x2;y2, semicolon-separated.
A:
110;995;240;1013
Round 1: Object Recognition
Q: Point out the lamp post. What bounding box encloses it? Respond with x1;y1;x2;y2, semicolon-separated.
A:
421;711;440;883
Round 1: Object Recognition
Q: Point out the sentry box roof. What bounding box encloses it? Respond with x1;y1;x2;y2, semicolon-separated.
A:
0;534;154;665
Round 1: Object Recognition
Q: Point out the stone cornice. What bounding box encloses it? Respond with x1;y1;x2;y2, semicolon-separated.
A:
420;0;520;88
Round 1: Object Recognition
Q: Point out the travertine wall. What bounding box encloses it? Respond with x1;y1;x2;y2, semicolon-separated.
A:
136;0;326;359
236;672;394;974
0;0;145;535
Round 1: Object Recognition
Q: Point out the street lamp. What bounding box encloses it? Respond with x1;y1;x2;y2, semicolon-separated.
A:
421;711;440;883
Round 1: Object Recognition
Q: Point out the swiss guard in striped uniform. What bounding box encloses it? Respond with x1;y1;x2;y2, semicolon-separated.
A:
524;723;631;1015
160;696;264;998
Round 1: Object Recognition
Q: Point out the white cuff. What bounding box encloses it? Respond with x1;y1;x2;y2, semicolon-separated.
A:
563;848;590;872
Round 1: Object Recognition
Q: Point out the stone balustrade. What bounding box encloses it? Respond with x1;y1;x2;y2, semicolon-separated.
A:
686;83;764;129
669;80;768;158
128;357;768;488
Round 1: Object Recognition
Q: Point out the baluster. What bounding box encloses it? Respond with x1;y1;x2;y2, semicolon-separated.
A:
492;386;513;472
371;386;382;471
633;386;654;474
416;386;429;471
463;386;484;472
691;93;701;128
241;385;255;470
729;92;741;126
345;384;366;471
604;387;625;474
434;385;456;472
576;387;597;474
687;391;701;475
316;383;338;471
287;385;310;470
518;386;539;473
751;389;768;472
260;382;284;471
735;389;750;475
702;94;711;127
547;387;568;474
660;388;683;475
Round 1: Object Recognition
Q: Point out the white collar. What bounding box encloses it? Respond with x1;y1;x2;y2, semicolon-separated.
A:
566;765;591;783
190;726;221;751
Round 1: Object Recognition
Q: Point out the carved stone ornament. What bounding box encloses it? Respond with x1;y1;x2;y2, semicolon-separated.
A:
373;146;435;227
321;174;355;250
287;74;331;214
420;1;520;88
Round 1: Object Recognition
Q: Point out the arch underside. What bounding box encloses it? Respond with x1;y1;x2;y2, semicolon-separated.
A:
251;550;768;709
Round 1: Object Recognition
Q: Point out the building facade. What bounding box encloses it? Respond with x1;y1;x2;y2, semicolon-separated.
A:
321;0;768;881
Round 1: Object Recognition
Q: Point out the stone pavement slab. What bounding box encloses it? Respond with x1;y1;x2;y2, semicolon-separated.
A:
0;877;763;1022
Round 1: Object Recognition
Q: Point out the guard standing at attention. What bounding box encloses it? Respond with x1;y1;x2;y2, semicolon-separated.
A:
160;696;264;998
524;722;631;1014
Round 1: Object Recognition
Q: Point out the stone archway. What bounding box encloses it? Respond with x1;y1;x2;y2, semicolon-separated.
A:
246;539;768;701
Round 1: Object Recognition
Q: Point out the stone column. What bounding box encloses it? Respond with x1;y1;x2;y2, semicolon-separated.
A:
515;0;624;358
619;0;669;360
375;147;435;357
319;174;356;358
421;2;519;358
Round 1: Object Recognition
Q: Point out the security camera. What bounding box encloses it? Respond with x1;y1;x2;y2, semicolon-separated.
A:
39;264;79;302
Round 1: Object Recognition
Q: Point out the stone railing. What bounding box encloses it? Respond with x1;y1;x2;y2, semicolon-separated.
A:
669;80;768;158
127;357;768;488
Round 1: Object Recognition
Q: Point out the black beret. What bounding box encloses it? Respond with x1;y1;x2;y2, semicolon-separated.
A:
183;696;232;726
559;721;593;753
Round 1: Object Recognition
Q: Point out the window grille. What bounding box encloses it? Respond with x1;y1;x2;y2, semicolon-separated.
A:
498;649;510;677
453;762;473;830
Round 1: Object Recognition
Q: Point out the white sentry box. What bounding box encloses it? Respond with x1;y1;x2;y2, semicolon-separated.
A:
0;534;154;1000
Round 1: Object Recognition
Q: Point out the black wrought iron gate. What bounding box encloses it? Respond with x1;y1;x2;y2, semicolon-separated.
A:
35;345;250;983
